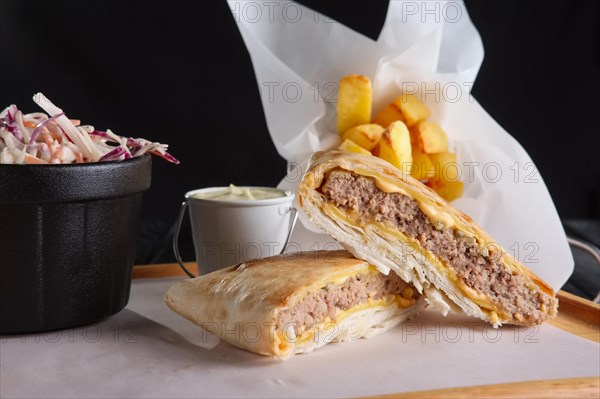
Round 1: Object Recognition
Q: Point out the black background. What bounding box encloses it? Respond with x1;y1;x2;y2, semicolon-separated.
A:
1;0;598;263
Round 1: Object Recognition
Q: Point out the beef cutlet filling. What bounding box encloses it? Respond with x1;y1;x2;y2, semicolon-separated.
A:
320;169;554;324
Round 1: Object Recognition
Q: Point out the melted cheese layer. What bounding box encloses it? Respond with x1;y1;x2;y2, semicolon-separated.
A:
353;168;524;276
321;201;510;324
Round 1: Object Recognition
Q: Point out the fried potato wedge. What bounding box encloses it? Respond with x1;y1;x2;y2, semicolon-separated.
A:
427;178;464;202
339;139;372;155
429;151;459;182
394;93;430;127
411;121;449;154
409;147;435;181
341;124;384;151
372;103;405;127
376;121;412;171
337;75;372;134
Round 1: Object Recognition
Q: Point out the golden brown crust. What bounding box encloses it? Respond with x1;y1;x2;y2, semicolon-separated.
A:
165;250;424;358
298;150;558;326
183;250;369;310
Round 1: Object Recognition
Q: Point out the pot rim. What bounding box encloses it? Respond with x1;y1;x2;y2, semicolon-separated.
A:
0;154;152;204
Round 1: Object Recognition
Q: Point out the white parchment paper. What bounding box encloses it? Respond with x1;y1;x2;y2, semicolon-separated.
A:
2;277;598;398
227;0;573;290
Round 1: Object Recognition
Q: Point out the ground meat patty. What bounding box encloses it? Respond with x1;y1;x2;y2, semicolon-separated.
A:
321;169;552;325
276;271;414;330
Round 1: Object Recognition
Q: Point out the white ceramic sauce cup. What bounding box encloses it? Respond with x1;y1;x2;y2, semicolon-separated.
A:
173;187;297;277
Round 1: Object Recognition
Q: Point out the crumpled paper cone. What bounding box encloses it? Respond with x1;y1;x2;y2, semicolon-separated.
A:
227;0;573;290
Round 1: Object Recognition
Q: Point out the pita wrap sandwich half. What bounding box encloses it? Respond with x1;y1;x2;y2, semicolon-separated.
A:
298;150;558;327
165;250;424;359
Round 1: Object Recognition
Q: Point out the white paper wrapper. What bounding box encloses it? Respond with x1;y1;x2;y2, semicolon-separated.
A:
228;0;573;291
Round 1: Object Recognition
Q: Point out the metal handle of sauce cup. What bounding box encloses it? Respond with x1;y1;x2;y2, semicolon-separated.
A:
172;201;298;278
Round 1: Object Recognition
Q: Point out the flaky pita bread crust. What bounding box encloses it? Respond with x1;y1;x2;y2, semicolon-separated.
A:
298;150;558;326
165;250;424;359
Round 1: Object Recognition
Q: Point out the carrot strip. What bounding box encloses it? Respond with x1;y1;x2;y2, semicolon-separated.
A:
23;153;48;164
42;132;54;146
51;147;63;162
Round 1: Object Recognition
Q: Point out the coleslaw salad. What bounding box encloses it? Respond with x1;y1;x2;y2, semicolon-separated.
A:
0;93;179;165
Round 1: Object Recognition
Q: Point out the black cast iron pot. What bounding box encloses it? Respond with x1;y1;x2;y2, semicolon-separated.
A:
0;155;151;334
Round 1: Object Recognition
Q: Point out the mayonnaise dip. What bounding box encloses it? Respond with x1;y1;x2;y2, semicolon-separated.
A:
190;184;286;201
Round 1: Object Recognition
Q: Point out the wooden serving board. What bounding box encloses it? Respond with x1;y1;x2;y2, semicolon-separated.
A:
132;263;600;399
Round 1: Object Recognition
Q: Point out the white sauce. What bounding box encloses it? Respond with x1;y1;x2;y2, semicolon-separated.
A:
191;184;285;201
